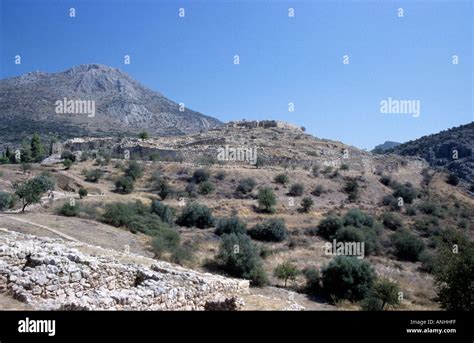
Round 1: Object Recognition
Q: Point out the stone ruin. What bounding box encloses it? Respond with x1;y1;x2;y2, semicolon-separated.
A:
0;229;249;310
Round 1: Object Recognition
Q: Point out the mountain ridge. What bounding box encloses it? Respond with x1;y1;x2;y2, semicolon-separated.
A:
0;64;222;144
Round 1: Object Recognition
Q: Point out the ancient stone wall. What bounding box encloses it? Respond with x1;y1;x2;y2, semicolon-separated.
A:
0;229;248;310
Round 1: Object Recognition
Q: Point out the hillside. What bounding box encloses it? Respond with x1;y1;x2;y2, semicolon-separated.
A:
1;122;472;311
387;123;474;184
0;64;222;145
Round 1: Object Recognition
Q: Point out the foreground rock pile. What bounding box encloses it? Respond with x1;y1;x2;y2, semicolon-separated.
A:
0;229;248;310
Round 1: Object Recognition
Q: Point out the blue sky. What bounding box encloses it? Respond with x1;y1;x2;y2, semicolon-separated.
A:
0;0;472;149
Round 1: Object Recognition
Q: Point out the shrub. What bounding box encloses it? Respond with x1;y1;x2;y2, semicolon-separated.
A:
63;159;73;170
60;150;76;162
303;267;321;295
434;243;474;311
184;182;198;198
288;183;304;196
236;178;256;195
391;182;417;204
379;175;392;186
391;230;425;262
125;160;144;181
446;173;459;186
257;187;276;213
78;188;88;199
312;185;324;196
192;169;210;184
274;173;289;185
382;194;402;211
321;256;376;302
151;229;180;257
115;176;134;194
343;178;359;202
58;202;79;217
215;170;226;180
176;202;214;229
151;173;171;200
151;200;174;225
361;279;400;311
300;197;314;213
85;169;103;183
419;250;437;273
317;215;343;240
418;201;443;218
249;218;288;242
405;206;417;216
334;226;365;243
0;191;14;211
381;212;403;231
340;164;349;171
273;261;299;287
215;216;247;236
343;209;374;229
311;165;320;177
216;233;267;286
198;181;215;195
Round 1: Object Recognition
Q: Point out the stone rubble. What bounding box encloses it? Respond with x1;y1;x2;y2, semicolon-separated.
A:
0;229;249;310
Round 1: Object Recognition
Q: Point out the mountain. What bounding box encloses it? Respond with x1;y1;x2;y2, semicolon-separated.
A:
387;122;474;183
0;64;222;144
372;141;401;154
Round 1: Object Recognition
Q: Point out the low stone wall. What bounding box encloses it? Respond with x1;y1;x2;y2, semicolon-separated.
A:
0;229;248;310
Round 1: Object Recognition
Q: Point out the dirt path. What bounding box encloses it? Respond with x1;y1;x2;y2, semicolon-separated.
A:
0;213;153;258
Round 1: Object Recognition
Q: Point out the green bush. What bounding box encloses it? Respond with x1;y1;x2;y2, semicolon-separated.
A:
312;185;324;196
361;279;400;311
58;202;79;217
379;175;392;186
300;197;314;213
63;159;73;170
343;209;374;229
391;182;417;204
418;201;443;218
321;256;376;302
176;202;214;229
382;194;401;211
215;216;247;236
303;267;321;296
381;212;403;230
257;187;276;213
434;243;474;311
78;188;88;199
0;191;14;211
151;200;174;225
343;178;359;202
391;230;425;262
198;181;215;195
273;261;299;287
85;169;103;182
216;233;268;286
236;178;256;195
151;173;172;200
192;169;210;184
317;215;343;240
151;229;180;258
115;176;134;194
311;165;320;177
125;160;144;181
288;183;304;196
249;218;288;242
274;173;289;185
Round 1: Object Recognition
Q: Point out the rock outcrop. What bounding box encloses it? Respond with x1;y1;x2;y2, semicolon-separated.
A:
0;229;248;310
